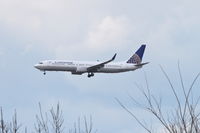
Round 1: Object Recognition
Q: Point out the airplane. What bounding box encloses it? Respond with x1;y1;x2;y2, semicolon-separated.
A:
34;45;149;78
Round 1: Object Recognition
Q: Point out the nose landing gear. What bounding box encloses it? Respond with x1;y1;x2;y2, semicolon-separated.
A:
43;71;46;75
87;72;94;78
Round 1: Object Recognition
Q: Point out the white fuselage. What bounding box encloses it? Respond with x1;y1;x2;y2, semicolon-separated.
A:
34;60;141;75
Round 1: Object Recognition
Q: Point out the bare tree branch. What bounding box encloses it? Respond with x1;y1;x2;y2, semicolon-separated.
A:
50;103;64;133
117;65;200;133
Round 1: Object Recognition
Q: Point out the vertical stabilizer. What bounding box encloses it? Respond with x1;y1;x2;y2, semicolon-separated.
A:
127;45;146;64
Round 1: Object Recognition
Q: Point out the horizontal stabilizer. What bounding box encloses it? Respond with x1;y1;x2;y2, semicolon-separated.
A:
134;62;149;67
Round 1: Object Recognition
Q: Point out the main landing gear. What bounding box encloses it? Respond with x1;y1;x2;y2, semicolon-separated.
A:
87;72;94;78
43;71;46;75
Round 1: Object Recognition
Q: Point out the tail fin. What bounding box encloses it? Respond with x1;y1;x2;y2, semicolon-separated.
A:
127;45;146;64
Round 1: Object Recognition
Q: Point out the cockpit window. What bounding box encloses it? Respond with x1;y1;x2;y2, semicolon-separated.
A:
39;62;43;64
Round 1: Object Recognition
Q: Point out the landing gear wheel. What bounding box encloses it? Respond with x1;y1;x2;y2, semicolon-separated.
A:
43;71;46;75
87;72;94;78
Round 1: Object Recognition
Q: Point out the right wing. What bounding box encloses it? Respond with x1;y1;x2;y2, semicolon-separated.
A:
87;53;117;72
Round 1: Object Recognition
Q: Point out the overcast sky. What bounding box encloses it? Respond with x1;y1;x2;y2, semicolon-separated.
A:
0;0;200;133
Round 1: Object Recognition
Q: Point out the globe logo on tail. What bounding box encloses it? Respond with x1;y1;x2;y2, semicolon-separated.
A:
127;54;141;64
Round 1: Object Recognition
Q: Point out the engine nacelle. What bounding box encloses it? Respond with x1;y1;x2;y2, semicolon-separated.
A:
76;67;87;73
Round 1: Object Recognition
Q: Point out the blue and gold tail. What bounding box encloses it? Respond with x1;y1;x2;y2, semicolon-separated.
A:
127;45;146;64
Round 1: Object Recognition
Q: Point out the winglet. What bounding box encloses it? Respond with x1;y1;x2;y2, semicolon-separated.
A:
112;53;117;60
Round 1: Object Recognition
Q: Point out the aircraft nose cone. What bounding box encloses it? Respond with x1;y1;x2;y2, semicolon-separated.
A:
34;64;40;69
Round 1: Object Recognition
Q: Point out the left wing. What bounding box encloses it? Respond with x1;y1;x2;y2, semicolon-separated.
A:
87;53;117;72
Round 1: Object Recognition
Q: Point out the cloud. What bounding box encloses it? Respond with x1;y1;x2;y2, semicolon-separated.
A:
87;16;130;50
0;0;132;59
54;16;131;59
0;0;43;31
1;0;199;61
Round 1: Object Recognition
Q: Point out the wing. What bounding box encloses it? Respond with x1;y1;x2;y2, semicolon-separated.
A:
87;53;117;72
